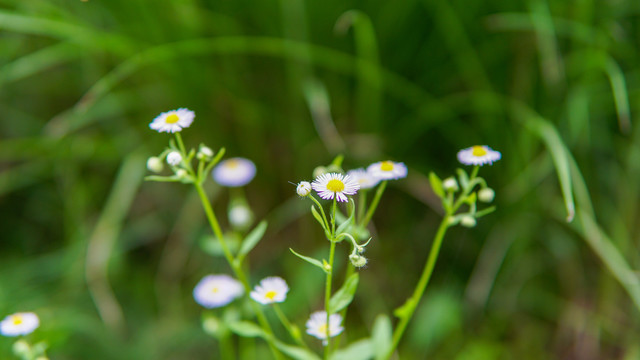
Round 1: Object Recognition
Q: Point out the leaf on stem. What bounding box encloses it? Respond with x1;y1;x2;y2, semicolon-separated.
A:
329;273;359;313
311;205;328;231
228;320;265;338
475;206;496;218
330;338;374;360
290;248;328;273
456;168;469;190
429;172;445;198
273;340;322;360
393;298;416;318
371;314;392;360
236;220;268;262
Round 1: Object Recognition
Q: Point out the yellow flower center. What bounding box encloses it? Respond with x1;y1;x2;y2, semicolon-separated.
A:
11;315;23;326
326;179;345;192
225;159;240;169
318;324;328;336
265;291;277;300
165;114;180;124
471;146;487;157
211;287;219;294
380;161;394;171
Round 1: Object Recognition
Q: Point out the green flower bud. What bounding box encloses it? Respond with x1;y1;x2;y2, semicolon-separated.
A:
478;187;495;203
349;254;368;268
443;177;459;192
197;145;214;160
12;340;30;356
312;166;328;179
460;215;477;228
228;204;253;229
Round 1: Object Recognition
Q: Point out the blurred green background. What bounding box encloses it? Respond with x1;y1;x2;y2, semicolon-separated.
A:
2;0;640;359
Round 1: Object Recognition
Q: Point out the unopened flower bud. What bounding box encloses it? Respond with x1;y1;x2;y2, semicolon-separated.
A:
197;145;214;160
146;156;164;173
443;177;459;192
176;169;188;179
229;205;253;228
478;187;495;203
12;340;29;356
349;254;368;268
296;181;312;197
460;215;477;228
166;151;182;166
312;166;328;179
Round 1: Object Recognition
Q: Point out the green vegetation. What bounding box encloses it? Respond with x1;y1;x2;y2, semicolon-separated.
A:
1;0;640;358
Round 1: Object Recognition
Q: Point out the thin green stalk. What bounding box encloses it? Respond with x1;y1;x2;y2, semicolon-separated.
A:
324;198;338;359
360;180;387;227
385;216;451;359
334;263;355;348
193;182;283;360
357;190;367;225
273;303;307;347
220;333;235;360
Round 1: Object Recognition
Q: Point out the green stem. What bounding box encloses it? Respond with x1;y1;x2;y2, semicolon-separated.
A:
334;263;355;348
357;190;367;225
273;303;307;347
194;182;283;360
360;180;387;228
220;333;235;360
385;216;451;359
324;240;337;359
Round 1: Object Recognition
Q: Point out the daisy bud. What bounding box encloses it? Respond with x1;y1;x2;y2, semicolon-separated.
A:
460;215;477;228
296;181;312;197
166;151;182;166
349;254;368;268
197;145;214;160
229;205;253;229
146;156;164;173
478;188;495;203
176;169;188;179
12;340;29;356
312;166;328;179
443;177;459;192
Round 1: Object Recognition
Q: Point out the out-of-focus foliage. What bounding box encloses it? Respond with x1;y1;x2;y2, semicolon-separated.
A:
1;0;640;358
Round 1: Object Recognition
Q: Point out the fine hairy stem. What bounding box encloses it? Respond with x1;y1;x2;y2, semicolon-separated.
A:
384;216;450;359
323;198;338;359
193;182;283;360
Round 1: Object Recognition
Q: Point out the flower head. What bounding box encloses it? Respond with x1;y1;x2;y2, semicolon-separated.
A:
367;161;407;180
149;108;195;133
305;311;343;343
311;173;359;202
478;187;495;203
0;312;39;337
457;145;501;166
166;151;182;166
197;145;214;160
147;156;164;173
212;158;256;187
346;168;381;189
250;277;289;305
296;181;312;197
193;275;243;309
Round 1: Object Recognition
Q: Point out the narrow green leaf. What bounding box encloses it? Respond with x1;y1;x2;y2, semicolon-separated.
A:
336;199;355;235
330;338;373;360
237;220;268;260
144;175;181;182
228;321;265;338
274;340;322;360
456;168;469;190
329;273;359;313
290;248;326;272
429;172;445;198
371;315;392;360
311;205;327;230
475;206;496;218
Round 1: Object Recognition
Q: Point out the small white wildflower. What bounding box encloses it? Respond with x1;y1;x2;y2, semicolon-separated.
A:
149;108;195;133
296;181;312;197
460;215;477;228
347;168;381;189
250;277;289;305
197;145;214;160
166;151;182;166
212;158;256;187
443;177;459;192
0;312;39;337
478;188;495;203
193;275;243;309
305;311;343;344
229;205;253;228
146;156;164;173
457;145;501;166
367;161;408;180
311;173;360;202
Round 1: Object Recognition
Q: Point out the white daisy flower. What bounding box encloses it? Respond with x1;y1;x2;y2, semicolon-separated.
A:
305;311;343;343
212;158;256;187
367;161;408;180
457;145;501;166
346;168;381;189
193;275;244;309
149;108;195;133
296;181;312;197
0;312;39;337
311;173;359;202
166;151;182;166
250;276;289;305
